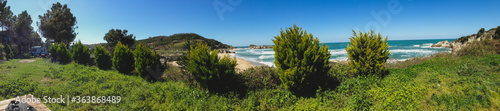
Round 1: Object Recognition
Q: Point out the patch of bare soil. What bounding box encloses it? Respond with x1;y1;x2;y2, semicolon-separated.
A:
18;59;36;63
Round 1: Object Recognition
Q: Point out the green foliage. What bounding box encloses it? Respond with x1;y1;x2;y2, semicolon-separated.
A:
457;38;500;56
56;43;71;64
11;10;34;54
94;44;112;70
134;42;163;77
346;30;390;77
369;80;427;110
49;42;58;62
186;42;237;93
477;28;485;37
3;43;14;60
104;29;136;48
182;37;192;51
239;66;281;91
113;42;134;74
494;26;500;39
272;24;331;96
0;0;13;31
136;33;231;51
72;40;91;65
0;78;37;98
38;2;77;44
0;50;499;110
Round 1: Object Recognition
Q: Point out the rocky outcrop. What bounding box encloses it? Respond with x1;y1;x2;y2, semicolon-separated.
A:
431;40;451;48
249;45;273;49
218;49;234;53
450;34;492;52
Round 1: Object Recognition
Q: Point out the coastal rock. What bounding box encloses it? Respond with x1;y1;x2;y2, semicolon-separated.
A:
218;49;232;53
431;40;451;48
249;45;273;49
450;34;492;52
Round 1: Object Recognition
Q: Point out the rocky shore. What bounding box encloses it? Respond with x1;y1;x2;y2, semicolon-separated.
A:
249;45;273;49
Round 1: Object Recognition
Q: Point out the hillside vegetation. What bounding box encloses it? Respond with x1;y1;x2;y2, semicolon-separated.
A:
0;50;499;110
136;33;232;51
0;32;499;110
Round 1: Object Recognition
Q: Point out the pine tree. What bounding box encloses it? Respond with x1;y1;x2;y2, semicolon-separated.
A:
186;42;237;93
345;30;390;77
134;42;163;77
94;45;112;70
272;24;331;96
57;43;71;64
72;40;91;65
113;42;134;74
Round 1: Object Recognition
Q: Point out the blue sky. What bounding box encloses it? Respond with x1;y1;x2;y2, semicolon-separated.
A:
7;0;500;46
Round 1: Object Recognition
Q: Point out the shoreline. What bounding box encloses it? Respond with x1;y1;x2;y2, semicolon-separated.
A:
219;49;260;71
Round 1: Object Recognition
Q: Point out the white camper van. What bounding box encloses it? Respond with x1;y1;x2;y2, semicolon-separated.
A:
31;46;49;57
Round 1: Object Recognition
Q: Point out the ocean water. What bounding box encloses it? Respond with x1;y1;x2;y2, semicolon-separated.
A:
231;39;455;66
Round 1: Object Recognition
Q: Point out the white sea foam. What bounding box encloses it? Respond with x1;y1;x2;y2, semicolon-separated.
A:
259;62;275;67
329;57;348;61
258;55;274;59
390;49;434;53
329;49;347;55
413;45;420;47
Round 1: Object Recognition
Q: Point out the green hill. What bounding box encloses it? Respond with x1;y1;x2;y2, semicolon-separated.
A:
136;33;232;51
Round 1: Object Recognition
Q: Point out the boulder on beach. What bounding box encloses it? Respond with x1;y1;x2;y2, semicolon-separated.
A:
249;45;273;49
431;40;451;48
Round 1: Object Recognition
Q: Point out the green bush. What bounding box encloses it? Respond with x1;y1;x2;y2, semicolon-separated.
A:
186;42;237;93
50;43;58;62
94;45;112;70
72;40;91;65
134;42;163;77
4;43;14;60
477;28;485;37
239;66;280;91
113;42;135;74
494;26;500;39
57;43;72;64
0;44;4;60
346;30;390;77
272;24;331;96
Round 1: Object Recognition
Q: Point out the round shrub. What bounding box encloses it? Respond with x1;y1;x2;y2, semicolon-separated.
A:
272;24;331;96
345;30;390;77
94;45;112;70
113;42;135;74
186;42;237;93
57;43;72;64
134;42;163;77
72;40;91;65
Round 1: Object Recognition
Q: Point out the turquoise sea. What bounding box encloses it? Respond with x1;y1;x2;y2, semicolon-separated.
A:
231;39;455;66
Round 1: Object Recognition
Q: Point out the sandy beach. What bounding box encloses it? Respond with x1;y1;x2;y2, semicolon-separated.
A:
165;49;259;71
218;50;258;71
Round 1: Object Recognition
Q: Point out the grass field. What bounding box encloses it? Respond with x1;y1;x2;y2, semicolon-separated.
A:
0;53;499;110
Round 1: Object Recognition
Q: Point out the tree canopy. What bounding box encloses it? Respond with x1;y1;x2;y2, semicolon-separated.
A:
0;0;12;31
104;29;136;48
11;10;34;54
38;2;77;44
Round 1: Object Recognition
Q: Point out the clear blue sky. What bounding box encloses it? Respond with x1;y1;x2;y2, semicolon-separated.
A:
7;0;500;46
